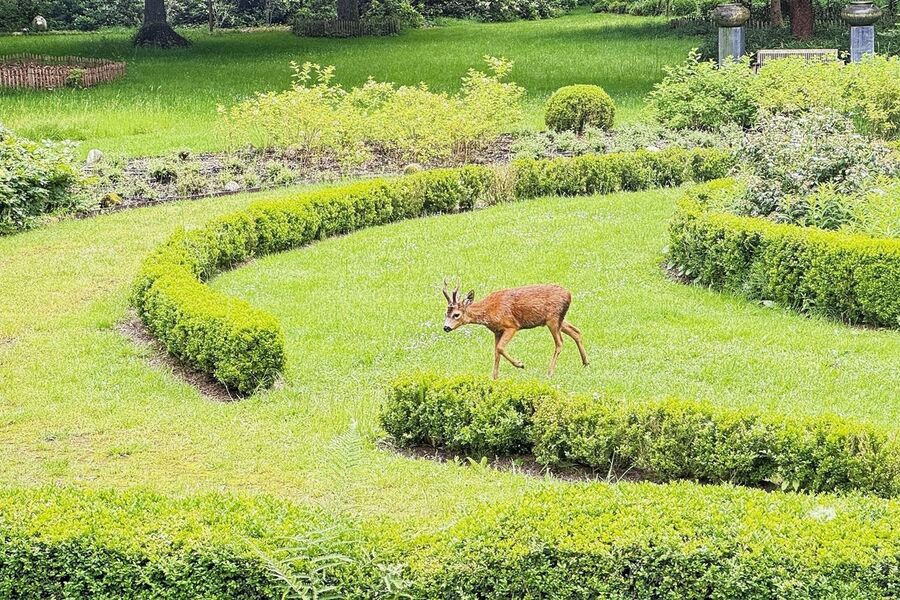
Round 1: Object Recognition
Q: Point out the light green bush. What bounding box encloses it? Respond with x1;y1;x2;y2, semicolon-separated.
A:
219;57;524;166
648;50;756;130
544;84;615;133
5;482;900;597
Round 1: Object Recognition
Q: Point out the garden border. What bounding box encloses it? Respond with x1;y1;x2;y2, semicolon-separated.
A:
382;373;900;498
131;148;732;394
668;179;900;329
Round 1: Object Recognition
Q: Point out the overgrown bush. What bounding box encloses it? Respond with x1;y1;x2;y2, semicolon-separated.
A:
219;57;524;167
648;51;756;130
0;126;83;235
669;180;900;327
650;53;900;138
134;148;728;393
544;84;616;133
384;373;900;496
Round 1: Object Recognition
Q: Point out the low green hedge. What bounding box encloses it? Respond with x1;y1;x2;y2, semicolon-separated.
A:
382;374;900;497
133;149;731;394
407;481;900;598
668;179;900;328
6;485;900;598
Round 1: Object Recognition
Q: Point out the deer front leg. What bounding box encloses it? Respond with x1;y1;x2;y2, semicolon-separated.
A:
493;329;523;379
547;322;564;377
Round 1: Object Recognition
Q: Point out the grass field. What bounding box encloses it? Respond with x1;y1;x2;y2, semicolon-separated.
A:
0;11;701;156
1;183;898;524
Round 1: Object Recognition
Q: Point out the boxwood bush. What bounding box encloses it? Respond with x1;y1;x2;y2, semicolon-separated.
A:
668;180;900;328
383;373;900;496
544;84;616;133
5;482;900;597
133;149;730;394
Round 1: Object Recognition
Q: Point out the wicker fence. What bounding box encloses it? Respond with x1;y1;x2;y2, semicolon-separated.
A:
0;54;126;90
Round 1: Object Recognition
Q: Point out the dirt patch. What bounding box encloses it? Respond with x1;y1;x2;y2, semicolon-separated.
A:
117;315;244;402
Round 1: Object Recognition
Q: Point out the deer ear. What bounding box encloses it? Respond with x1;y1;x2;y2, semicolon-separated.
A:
464;290;475;305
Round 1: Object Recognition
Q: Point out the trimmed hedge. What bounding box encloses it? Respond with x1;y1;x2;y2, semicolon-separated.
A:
5;483;900;598
133;149;730;394
668;179;900;328
407;481;900;599
382;373;900;497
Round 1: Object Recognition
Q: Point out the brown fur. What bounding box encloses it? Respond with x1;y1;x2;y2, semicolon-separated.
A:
443;282;589;379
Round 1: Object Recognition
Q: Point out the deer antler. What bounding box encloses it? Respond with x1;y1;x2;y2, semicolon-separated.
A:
453;280;460;304
442;278;452;303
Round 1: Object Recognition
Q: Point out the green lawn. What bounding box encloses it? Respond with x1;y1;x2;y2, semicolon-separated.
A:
0;12;700;156
0;184;897;524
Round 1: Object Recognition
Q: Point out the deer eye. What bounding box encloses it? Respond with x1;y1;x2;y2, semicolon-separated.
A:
452;313;461;319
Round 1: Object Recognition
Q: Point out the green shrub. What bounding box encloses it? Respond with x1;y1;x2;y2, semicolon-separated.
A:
6;482;900;598
134;149;729;394
220;58;524;167
382;373;559;455
669;180;900;328
544;84;616;133
512;147;733;198
407;482;900;598
0;126;84;234
383;373;900;496
648;51;756;130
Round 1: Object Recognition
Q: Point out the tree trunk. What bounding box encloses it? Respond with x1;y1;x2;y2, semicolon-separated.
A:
134;0;190;47
208;0;215;32
770;0;783;27
789;0;813;40
337;0;360;21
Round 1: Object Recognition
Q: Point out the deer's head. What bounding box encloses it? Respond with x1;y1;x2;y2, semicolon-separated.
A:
442;280;474;332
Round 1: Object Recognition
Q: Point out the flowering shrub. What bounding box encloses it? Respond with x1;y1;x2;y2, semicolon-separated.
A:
219;57;524;167
725;111;898;230
0;126;84;234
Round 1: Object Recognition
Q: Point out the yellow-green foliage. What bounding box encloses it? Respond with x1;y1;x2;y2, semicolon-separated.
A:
218;57;524;166
668;180;900;328
383;373;900;497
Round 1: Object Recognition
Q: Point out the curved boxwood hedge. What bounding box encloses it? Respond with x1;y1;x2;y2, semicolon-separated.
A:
668;179;900;328
132;148;731;394
382;373;900;497
4;484;900;598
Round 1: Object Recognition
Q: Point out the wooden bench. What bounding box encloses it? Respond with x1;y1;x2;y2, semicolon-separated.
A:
755;48;840;70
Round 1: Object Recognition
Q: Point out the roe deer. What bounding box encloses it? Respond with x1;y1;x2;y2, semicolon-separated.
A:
442;281;589;379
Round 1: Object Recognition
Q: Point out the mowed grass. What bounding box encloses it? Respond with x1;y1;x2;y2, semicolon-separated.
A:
0;11;700;156
0;185;898;524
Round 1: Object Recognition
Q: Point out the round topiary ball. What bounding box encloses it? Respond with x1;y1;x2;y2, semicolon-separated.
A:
544;85;616;133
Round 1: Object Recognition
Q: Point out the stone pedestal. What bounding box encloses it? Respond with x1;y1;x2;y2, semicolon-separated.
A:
712;3;751;66
841;0;882;62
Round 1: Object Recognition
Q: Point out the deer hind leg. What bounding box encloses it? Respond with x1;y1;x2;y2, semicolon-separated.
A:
561;321;589;366
547;320;564;377
493;329;523;379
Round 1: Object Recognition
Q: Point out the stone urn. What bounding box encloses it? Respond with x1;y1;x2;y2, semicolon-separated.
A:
712;3;751;27
841;0;882;26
